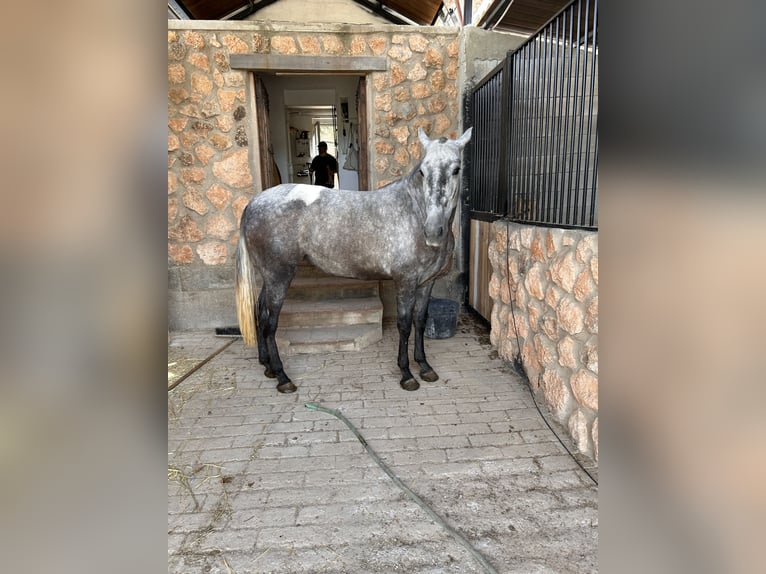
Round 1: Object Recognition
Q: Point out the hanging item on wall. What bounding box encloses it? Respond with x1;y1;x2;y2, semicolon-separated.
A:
343;122;359;171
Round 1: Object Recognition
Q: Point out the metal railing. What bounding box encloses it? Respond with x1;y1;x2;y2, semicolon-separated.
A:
467;0;598;229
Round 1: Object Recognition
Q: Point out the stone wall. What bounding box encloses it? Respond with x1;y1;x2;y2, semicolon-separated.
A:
168;21;462;329
488;221;598;461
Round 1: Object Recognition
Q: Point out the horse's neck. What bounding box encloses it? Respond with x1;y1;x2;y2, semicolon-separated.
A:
390;177;427;220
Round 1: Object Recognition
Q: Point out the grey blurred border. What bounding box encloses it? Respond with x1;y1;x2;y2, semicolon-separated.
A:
601;1;765;573
0;2;169;572
0;0;763;572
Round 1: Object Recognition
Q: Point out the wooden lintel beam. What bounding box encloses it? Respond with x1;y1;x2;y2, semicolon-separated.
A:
230;54;388;72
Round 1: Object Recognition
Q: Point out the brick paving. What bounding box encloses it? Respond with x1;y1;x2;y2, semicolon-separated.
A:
168;314;598;573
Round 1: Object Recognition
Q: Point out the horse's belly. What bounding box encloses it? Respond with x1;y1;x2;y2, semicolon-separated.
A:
304;250;394;281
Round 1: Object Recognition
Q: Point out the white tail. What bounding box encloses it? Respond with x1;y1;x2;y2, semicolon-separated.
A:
235;232;257;347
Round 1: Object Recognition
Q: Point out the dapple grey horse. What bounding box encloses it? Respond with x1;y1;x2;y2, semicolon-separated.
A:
236;127;472;393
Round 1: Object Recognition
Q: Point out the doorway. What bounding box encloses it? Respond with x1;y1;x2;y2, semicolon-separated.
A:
253;73;368;192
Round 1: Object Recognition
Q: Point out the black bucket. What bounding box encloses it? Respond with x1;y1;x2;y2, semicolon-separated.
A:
424;298;459;339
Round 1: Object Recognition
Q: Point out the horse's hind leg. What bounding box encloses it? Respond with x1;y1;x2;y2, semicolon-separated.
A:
256;289;273;375
413;282;439;383
258;267;297;393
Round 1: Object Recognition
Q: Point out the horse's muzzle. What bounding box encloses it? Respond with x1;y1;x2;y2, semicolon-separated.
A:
424;227;445;247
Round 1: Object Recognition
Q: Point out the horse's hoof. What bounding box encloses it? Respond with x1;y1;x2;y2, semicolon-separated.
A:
263;367;277;379
277;381;297;394
400;378;420;391
420;369;439;382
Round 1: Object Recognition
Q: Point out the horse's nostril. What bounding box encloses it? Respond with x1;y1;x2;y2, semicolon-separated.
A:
438;226;444;236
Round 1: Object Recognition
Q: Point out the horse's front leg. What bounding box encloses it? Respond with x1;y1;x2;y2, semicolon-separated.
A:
413;282;439;382
395;285;419;391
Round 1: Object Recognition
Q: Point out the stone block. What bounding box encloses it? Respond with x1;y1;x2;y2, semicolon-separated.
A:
182;188;208;215
585;295;598;334
188;52;210;72
411;82;431;99
168;198;178;223
408;63;427;82
591;255;598;285
390;64;406;86
194;144;215;166
541;369;572;420
576;234;597;264
573;268;594;302
169;215;203;242
231;195;250;222
568;408;592;456
212;149;252;188
205;183;232;210
549;249;578;291
531;231;544;261
592;417;599;461
168;244;194;266
388;45;412;62
557;296;585;335
524;264;546;300
571;368;598;411
367;37;386;56
557;336;579;370
205;213;235;240
583;336;598;374
533;333;557;368
545;285;563;309
541;315;559;341
196;241;229;265
408;35;428;53
222;34;249;54
424;47;443;68
298;36;320;54
168;64;185;84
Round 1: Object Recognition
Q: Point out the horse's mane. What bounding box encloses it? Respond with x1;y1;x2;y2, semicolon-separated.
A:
373;159;423;192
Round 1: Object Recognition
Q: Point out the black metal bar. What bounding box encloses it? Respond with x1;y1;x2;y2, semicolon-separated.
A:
575;0;592;226
507;54;518;217
570;0;583;225
553;7;568;224
590;132;598;226
541;23;555;223
499;59;511;215
538;28;551;223
583;0;598;226
549;15;561;224
561;2;575;225
521;43;532;220
526;33;545;221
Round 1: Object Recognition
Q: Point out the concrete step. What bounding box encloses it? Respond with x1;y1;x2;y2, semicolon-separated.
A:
287;277;380;301
276;323;383;355
280;297;383;328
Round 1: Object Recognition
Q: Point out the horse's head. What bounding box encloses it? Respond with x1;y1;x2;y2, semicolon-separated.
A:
415;127;472;247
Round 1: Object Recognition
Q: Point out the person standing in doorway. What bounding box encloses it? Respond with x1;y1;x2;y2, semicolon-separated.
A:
309;141;338;188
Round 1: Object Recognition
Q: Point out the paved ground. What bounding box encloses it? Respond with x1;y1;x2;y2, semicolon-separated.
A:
168;314;598;573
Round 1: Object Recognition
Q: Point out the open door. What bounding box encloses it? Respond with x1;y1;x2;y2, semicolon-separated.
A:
253;75;280;189
356;76;369;190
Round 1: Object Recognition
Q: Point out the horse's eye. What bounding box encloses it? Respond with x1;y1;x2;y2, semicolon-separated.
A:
418;169;424;177
452;167;461;175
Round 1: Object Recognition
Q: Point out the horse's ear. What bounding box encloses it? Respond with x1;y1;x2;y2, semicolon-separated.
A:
418;127;431;149
455;127;472;149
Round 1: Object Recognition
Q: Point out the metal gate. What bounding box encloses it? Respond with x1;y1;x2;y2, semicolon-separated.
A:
467;0;598;229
